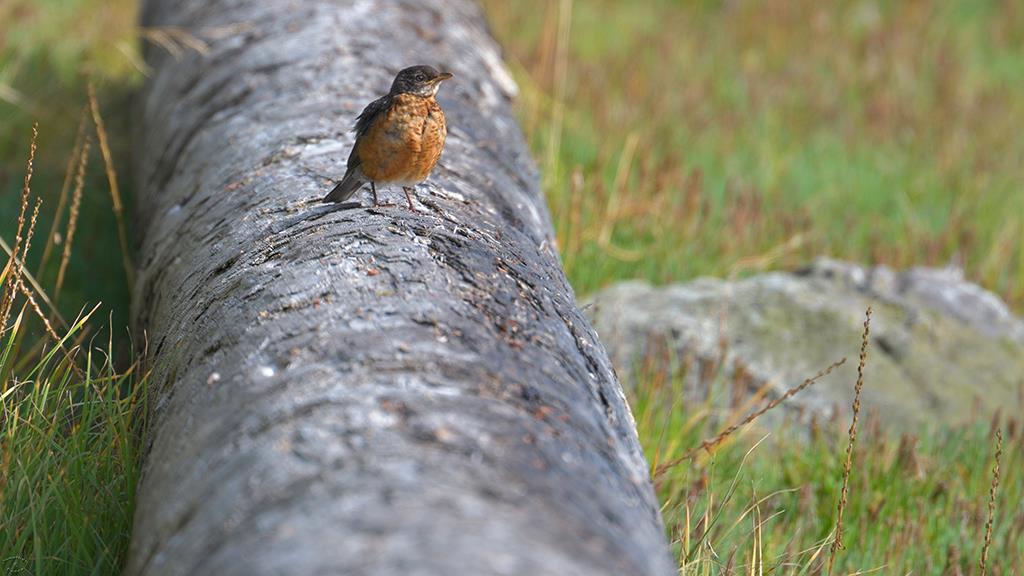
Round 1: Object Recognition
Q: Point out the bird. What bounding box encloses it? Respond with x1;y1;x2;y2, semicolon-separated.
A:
322;65;453;210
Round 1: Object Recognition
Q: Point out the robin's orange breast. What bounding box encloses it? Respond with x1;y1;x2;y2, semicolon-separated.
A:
357;93;447;185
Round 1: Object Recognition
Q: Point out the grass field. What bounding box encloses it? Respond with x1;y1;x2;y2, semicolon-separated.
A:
1;0;1022;573
630;341;1022;573
483;0;1024;307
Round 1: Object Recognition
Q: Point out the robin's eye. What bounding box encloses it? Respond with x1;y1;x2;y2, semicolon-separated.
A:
415;74;426;82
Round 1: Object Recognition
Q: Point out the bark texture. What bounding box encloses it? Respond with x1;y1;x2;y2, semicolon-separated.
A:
127;1;673;574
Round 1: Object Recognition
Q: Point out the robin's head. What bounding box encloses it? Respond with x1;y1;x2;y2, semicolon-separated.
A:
389;65;453;98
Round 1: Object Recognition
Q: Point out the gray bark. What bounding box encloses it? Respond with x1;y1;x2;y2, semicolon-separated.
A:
127;1;673;575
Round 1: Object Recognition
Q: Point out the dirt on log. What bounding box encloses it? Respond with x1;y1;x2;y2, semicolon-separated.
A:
126;1;673;574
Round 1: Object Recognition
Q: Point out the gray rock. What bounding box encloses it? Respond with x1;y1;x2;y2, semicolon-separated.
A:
588;258;1024;428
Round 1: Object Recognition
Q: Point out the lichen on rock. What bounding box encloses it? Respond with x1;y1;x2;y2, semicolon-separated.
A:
588;258;1024;429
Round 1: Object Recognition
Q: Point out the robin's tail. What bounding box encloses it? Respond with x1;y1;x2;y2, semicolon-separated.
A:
322;169;366;204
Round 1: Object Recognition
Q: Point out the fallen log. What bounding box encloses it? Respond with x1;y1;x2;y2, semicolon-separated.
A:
127;1;673;574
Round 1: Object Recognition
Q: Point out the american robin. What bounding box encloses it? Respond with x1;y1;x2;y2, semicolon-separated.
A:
322;65;453;210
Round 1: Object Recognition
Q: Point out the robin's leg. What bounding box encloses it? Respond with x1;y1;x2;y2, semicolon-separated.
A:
371;182;395;207
403;187;417;212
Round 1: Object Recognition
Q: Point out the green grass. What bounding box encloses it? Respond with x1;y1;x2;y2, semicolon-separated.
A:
2;4;145;568
1;0;1023;573
482;0;1024;307
630;350;1022;573
1;309;147;576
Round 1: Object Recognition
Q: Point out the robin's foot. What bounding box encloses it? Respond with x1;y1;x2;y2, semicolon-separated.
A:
368;182;397;207
403;187;418;212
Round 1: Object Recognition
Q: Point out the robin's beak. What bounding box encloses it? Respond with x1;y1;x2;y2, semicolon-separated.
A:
433;72;454;83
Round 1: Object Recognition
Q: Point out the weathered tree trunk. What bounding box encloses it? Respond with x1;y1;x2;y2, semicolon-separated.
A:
127;1;672;575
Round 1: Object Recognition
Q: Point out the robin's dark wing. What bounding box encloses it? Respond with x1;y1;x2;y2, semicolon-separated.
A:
354;94;392;138
323;95;390;203
340;95;385;177
340;94;390;183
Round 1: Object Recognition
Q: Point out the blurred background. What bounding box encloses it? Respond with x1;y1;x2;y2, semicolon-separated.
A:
3;0;1023;315
1;0;1022;573
1;0;137;328
482;0;1024;303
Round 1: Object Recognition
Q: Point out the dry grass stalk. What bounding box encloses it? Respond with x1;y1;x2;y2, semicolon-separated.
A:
88;82;135;291
1;123;38;332
10;196;46;313
7;197;82;376
655;357;847;476
945;544;963;576
750;489;764;576
599;131;639;246
56;137;91;300
565;166;584;269
543;0;572;191
138;26;211;58
19;199;42;267
15;283;67;363
14;281;86;379
13;198;42;302
828;306;872;575
0;238;66;328
978;428;1002;576
39;108;88;277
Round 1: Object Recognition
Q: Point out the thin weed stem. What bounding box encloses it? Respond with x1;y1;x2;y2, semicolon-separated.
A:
655;357;847;476
88;82;135;291
39;108;88;277
1;123;38;333
56;137;91;301
20;198;42;269
978;428;1002;576
11;199;82;376
828;306;872;575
